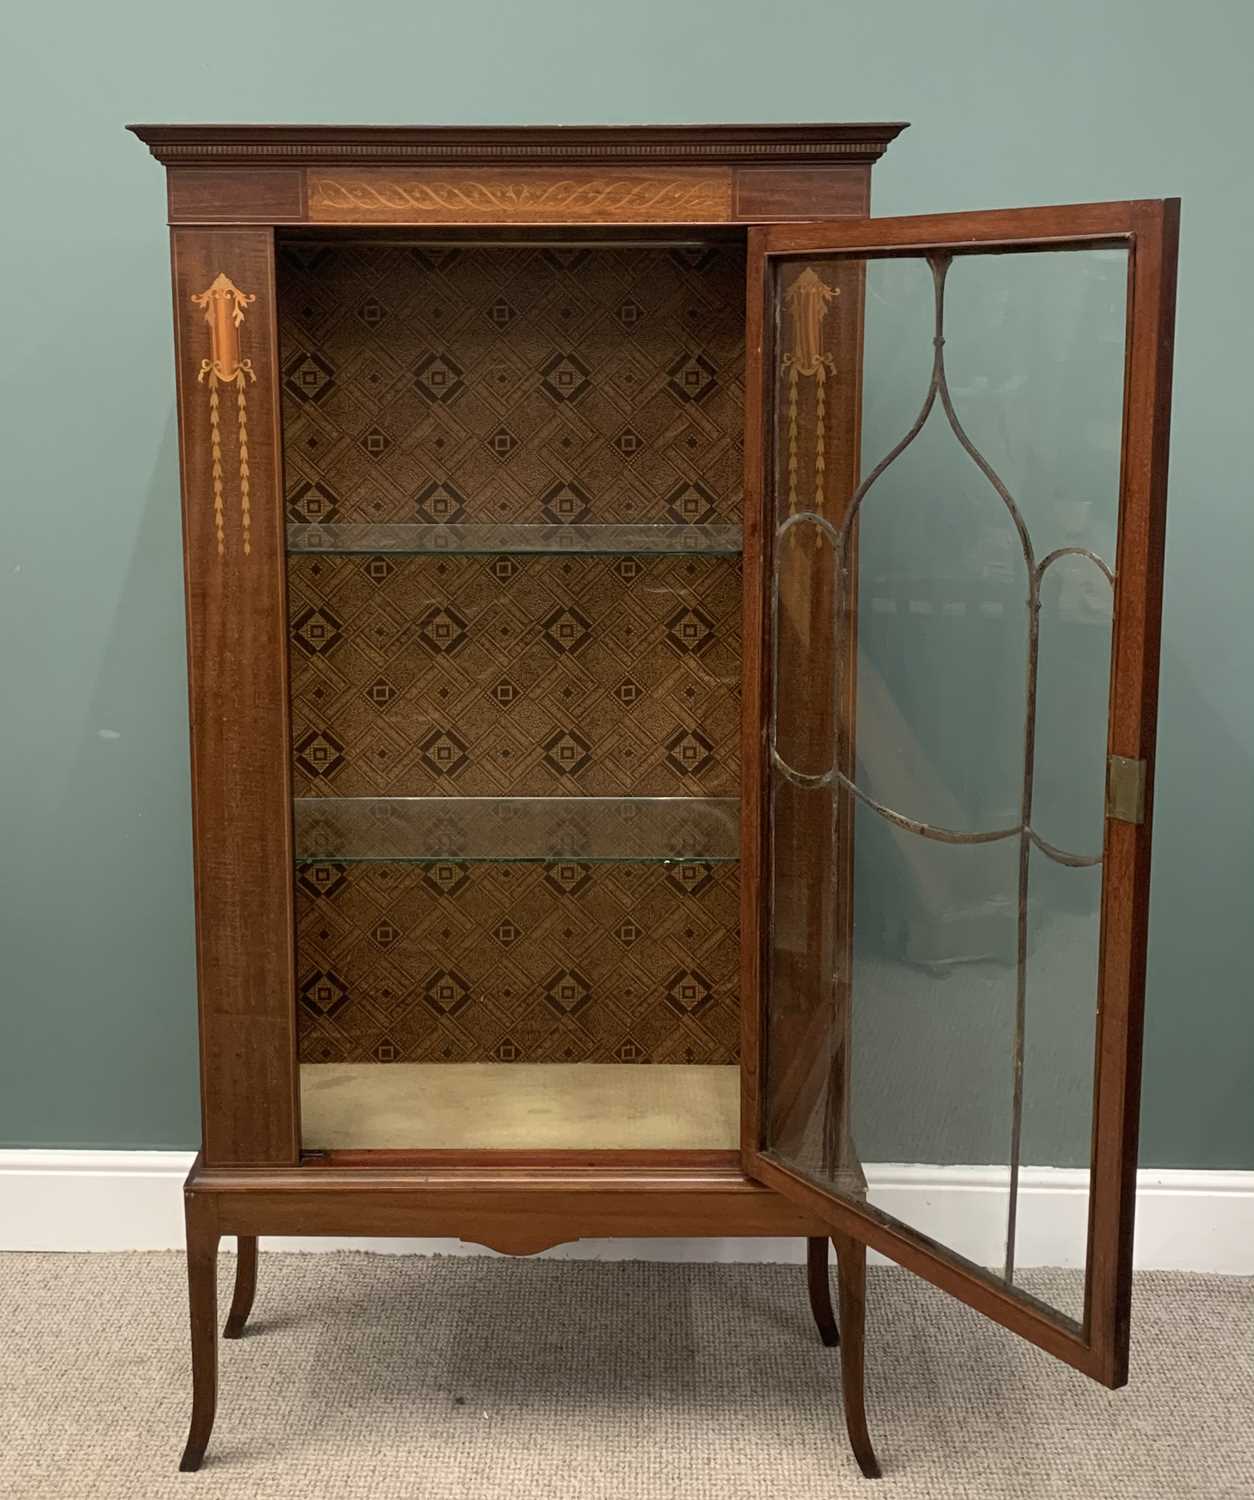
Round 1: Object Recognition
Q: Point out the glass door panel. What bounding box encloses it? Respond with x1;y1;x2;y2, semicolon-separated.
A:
747;202;1178;1386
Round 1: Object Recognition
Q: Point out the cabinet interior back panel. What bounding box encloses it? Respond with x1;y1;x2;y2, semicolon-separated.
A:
288;552;741;798
296;860;740;1066
277;242;745;526
278;241;746;1068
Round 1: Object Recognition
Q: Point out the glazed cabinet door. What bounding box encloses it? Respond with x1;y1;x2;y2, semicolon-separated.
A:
170;229;299;1166
741;201;1178;1385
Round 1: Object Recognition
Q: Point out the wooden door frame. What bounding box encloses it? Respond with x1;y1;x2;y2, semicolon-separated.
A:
740;199;1180;1387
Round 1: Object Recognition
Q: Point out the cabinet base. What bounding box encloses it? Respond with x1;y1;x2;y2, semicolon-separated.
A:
177;1156;879;1477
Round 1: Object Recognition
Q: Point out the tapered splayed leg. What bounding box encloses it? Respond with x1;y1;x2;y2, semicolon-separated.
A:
223;1236;258;1339
179;1194;220;1472
806;1236;840;1347
833;1232;881;1480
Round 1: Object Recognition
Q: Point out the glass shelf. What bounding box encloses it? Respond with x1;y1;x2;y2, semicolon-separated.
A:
286;522;743;556
293;796;740;864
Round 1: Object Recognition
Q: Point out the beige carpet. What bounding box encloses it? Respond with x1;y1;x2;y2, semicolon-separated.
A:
1;1253;1250;1499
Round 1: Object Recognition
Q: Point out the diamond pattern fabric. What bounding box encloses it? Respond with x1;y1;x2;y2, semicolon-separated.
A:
277;243;745;527
288;553;741;798
296;861;739;1066
278;242;745;1068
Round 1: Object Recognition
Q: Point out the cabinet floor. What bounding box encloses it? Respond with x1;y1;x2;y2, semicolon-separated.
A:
300;1062;740;1151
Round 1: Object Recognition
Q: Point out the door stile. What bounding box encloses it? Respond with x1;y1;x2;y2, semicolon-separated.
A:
1086;197;1179;1383
170;226;300;1166
739;225;771;1157
741;232;868;1175
830;253;866;1189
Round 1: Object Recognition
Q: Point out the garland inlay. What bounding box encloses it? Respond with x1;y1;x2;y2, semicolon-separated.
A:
192;273;257;557
783;267;839;514
307;168;731;222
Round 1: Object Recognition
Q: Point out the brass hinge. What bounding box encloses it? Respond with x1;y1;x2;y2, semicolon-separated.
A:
1106;755;1147;824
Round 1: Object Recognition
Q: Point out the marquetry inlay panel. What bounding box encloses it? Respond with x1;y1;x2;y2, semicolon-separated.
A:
307;168;732;223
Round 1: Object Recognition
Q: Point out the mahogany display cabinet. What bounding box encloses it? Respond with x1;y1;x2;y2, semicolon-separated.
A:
128;122;1179;1477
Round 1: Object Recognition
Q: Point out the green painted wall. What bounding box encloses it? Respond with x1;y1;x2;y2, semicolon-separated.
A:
1;0;1249;1166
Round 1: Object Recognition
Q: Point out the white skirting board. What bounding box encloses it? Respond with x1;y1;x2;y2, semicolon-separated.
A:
1;1151;1251;1272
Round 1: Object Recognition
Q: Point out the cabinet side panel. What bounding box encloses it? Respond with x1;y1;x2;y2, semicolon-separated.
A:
171;227;298;1167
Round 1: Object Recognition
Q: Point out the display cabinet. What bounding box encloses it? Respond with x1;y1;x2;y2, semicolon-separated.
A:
128;122;1178;1477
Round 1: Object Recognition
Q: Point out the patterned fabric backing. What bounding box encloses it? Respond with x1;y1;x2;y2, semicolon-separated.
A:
278;242;744;1066
297;860;739;1066
288;553;741;798
277;243;745;526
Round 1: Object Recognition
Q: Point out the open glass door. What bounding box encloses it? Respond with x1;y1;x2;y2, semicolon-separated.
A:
741;201;1178;1386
